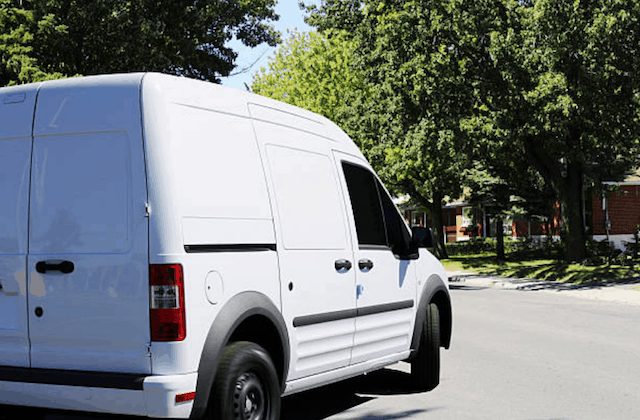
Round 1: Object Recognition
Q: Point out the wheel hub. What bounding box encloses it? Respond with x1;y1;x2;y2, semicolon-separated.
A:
234;372;266;420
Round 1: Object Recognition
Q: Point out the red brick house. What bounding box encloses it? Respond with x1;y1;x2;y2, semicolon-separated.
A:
403;202;562;244
403;201;485;243
590;175;640;249
401;176;640;250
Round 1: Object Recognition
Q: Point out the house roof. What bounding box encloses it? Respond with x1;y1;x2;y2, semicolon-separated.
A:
604;169;640;186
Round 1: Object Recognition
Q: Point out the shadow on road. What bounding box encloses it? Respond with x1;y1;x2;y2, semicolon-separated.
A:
496;276;640;292
282;367;432;420
282;380;372;420
449;283;489;291
450;272;640;292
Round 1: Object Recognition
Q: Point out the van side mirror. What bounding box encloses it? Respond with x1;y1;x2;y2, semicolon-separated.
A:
411;226;435;248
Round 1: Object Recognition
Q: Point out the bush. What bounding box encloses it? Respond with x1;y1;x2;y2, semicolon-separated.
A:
581;256;606;266
622;228;640;259
444;238;496;255
504;237;533;254
445;235;565;259
586;238;621;258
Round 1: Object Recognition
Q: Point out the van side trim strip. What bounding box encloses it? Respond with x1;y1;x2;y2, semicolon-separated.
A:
356;299;414;317
184;244;277;253
293;299;414;327
293;309;357;327
0;367;147;390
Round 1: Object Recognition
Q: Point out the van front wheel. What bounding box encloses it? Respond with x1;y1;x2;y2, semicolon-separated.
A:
211;341;280;420
410;303;441;391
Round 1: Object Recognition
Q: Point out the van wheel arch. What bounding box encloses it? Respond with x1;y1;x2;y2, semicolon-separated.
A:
409;275;452;360
190;292;289;419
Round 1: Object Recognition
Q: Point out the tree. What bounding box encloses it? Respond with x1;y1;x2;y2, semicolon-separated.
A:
319;0;640;261
304;0;512;258
0;0;63;86
2;0;280;85
252;30;364;124
484;0;640;260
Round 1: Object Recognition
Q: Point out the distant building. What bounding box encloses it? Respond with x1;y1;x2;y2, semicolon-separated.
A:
402;201;561;244
591;174;640;249
400;173;640;250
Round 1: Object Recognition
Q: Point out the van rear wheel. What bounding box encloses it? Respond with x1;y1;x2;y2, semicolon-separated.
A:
211;341;280;420
410;303;441;391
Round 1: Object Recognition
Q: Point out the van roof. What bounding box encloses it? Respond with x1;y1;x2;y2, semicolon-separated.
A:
11;72;363;157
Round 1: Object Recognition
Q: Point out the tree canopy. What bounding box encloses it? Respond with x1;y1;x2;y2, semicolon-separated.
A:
272;0;640;261
252;30;363;124
0;0;63;85
1;0;281;86
482;0;640;259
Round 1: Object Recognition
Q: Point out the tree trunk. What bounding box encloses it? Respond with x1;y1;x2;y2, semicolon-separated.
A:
496;217;505;262
524;134;587;261
561;161;587;261
428;191;448;259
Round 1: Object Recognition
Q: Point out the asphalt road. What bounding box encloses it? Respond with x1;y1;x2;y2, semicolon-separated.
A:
281;282;640;420
2;282;639;420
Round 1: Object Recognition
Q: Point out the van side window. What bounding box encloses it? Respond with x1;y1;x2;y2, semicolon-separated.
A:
341;162;387;247
376;179;413;255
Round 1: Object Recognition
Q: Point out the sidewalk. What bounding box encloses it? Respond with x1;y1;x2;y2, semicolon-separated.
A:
446;270;640;305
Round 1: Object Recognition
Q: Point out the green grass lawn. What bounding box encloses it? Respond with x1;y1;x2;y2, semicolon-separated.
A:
441;253;640;284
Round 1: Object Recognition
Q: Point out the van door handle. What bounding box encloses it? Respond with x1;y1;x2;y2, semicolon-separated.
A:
36;261;75;274
358;259;374;271
334;259;352;272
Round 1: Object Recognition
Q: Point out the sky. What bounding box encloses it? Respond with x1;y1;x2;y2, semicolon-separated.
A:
220;1;319;91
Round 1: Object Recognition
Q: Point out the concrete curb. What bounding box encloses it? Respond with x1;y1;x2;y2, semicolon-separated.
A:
447;271;640;305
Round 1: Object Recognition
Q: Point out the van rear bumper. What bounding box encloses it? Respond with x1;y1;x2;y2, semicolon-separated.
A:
0;367;198;418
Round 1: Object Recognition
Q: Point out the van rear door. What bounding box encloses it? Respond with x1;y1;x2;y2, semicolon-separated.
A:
0;85;40;368
26;77;151;373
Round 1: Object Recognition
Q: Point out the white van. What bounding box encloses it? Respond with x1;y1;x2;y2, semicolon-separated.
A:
0;73;452;420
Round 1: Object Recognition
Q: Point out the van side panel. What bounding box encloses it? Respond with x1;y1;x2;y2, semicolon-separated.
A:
141;74;281;379
0;84;40;368
168;103;273;244
248;107;359;383
142;74;274;253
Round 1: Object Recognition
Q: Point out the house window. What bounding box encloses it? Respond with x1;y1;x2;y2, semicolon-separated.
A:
503;220;513;236
341;162;387;246
411;211;424;227
462;206;474;227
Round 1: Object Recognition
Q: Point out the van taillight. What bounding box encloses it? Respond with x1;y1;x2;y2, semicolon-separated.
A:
150;264;186;341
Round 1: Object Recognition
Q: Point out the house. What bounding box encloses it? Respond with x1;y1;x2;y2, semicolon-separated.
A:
401;175;640;250
402;201;487;243
400;193;565;246
591;174;640;249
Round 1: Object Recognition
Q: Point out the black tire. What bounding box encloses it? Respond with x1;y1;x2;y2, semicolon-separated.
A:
211;341;280;420
410;302;441;391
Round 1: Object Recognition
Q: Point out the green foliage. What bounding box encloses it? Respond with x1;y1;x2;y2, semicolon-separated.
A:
0;0;64;86
444;236;565;260
302;0;364;32
252;30;364;124
486;0;640;260
257;0;640;262
310;0;640;260
623;228;640;260
1;0;280;86
297;0;497;258
34;0;280;82
586;238;621;258
445;238;497;256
